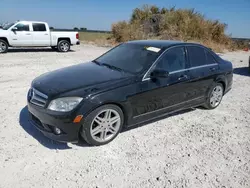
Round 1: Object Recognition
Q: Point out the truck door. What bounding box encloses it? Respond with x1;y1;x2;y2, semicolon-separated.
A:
9;22;33;46
31;23;50;46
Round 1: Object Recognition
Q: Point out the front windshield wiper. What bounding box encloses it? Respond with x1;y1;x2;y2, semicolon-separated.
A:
101;63;125;72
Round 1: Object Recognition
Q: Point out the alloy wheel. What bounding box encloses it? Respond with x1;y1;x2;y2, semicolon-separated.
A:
90;109;121;143
210;85;223;107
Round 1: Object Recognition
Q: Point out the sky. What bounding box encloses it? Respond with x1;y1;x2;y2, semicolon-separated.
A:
0;0;250;38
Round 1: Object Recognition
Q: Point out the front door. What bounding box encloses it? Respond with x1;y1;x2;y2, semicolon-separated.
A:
129;46;192;123
9;22;33;46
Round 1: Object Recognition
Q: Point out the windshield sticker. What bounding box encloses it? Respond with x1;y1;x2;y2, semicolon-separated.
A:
145;47;161;53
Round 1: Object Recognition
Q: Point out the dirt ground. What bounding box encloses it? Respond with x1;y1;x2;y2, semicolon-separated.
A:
0;45;249;188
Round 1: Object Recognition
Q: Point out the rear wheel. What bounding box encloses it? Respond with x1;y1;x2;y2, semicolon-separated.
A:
203;83;224;109
57;40;70;52
80;104;124;146
0;40;8;53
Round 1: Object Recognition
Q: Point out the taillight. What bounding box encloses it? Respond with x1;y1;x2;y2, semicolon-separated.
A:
76;33;79;39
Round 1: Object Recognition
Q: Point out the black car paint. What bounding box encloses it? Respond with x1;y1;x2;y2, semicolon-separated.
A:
27;41;233;143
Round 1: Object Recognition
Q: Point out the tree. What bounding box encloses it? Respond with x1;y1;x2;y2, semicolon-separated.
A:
74;27;79;31
80;27;87;31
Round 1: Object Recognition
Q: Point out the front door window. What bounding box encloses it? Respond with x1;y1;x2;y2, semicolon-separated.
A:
155;47;187;73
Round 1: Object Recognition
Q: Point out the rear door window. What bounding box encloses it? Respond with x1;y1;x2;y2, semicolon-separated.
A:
187;46;207;67
205;50;218;64
32;23;46;32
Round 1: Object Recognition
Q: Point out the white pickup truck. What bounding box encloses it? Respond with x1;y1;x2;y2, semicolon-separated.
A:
0;21;80;53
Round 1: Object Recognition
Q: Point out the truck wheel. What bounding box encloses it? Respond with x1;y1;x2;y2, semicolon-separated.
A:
0;40;8;53
57;40;70;52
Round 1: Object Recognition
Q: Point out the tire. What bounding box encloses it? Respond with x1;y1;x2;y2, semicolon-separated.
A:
0;39;8;53
203;83;224;109
57;40;70;52
80;104;124;146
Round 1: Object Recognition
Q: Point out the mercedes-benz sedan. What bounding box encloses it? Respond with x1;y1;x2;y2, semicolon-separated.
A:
27;40;233;146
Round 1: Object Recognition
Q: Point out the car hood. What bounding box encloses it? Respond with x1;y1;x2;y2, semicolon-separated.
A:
32;62;134;97
0;30;8;35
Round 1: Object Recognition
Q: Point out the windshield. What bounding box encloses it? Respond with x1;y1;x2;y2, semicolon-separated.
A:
2;23;15;30
94;43;162;74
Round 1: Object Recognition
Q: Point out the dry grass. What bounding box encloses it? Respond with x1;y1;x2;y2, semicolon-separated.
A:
79;32;111;41
111;5;237;52
78;32;114;47
78;5;247;52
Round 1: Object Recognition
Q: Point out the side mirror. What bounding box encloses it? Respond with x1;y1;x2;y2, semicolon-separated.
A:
11;27;17;32
150;69;169;79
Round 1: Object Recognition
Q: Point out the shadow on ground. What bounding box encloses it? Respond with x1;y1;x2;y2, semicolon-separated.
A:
8;48;75;53
233;67;250;77
19;106;196;148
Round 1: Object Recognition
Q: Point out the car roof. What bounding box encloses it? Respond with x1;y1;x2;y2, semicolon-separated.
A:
126;40;204;49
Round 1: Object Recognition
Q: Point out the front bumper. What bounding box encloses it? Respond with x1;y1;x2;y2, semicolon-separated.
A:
28;102;82;143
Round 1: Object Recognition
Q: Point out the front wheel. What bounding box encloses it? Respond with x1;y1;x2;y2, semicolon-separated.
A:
57;40;70;52
80;104;124;146
0;40;8;53
203;83;224;109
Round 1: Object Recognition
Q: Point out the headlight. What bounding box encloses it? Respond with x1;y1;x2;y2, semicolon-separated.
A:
48;97;83;112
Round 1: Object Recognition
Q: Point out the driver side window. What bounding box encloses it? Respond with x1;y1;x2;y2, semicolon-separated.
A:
155;47;187;73
15;23;30;31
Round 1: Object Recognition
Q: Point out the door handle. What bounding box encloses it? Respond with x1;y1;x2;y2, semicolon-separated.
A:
26;33;31;35
44;34;49;35
178;75;188;81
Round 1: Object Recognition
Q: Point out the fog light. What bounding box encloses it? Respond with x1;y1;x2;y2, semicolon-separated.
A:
53;127;62;135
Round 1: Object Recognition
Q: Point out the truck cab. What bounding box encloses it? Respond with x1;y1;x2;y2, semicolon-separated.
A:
0;21;80;53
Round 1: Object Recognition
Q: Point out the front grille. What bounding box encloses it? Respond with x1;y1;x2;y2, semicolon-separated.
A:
30;88;48;107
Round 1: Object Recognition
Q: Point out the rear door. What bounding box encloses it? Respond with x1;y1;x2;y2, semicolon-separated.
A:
31;23;50;46
9;22;33;46
186;45;219;100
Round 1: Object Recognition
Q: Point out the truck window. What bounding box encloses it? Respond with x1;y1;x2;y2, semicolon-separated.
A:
32;23;46;32
15;23;30;31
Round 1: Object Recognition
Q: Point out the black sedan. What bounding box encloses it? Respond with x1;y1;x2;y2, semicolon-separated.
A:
27;40;233;146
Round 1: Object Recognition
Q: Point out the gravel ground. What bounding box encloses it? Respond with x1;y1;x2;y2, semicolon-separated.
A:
0;45;249;188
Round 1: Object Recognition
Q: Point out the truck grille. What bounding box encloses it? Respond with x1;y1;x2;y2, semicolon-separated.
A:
30;88;48;107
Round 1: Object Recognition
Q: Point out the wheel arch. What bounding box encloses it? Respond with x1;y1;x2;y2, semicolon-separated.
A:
214;77;226;93
57;37;71;44
217;81;226;93
0;37;9;46
90;101;128;125
79;99;129;129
